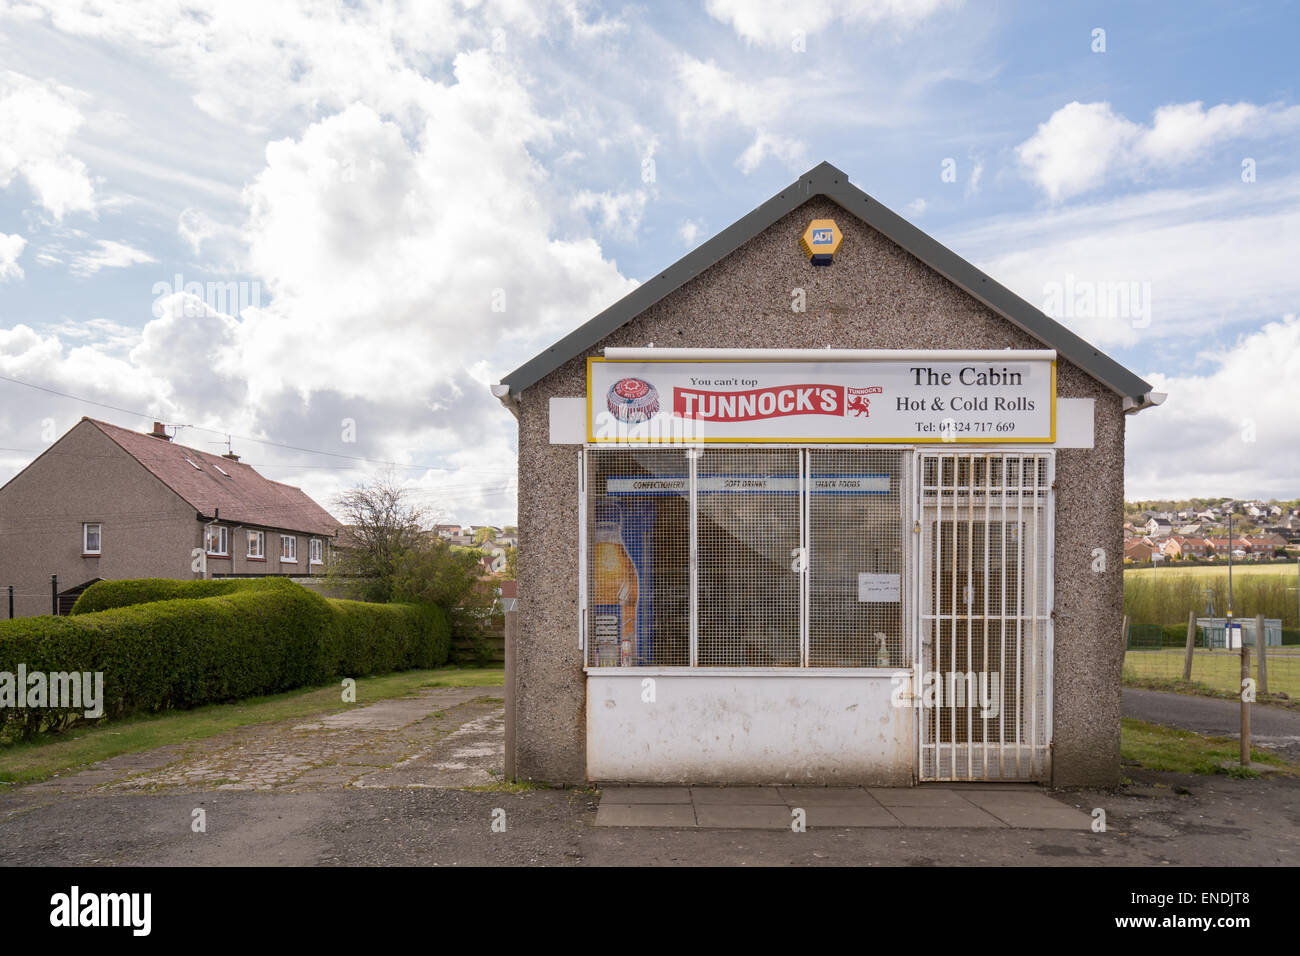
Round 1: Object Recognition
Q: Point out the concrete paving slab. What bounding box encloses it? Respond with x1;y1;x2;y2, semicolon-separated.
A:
804;806;901;828
960;790;1073;810
694;804;795;829
595;804;698;828
691;787;785;805
599;786;692;804
982;806;1095;830
888;805;1007;828
867;788;973;807
777;787;880;806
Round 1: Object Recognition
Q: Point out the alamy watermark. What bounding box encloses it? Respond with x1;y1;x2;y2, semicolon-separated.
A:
891;669;1002;719
0;665;103;718
1042;274;1151;329
152;273;262;319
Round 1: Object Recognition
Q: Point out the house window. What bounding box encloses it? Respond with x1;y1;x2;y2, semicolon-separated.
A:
309;538;323;565
83;523;102;555
247;530;265;558
280;534;297;562
205;524;229;556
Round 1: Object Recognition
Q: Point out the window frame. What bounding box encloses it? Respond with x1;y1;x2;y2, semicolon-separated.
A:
247;529;265;559
205;524;229;557
280;534;297;563
82;522;102;556
581;445;912;672
309;538;323;565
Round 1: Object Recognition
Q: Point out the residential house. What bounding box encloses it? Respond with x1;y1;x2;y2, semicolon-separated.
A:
1142;517;1173;536
0;418;340;617
1251;532;1287;555
1163;535;1211;559
1124;539;1158;563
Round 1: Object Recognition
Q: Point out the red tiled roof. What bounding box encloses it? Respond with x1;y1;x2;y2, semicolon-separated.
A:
87;419;341;536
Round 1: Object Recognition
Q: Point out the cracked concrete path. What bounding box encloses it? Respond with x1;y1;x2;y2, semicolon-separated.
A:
4;687;507;801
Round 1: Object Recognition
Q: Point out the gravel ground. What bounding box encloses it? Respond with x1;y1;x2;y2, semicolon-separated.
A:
1;685;1296;866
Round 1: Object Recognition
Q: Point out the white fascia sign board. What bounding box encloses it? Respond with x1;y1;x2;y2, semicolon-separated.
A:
587;351;1057;444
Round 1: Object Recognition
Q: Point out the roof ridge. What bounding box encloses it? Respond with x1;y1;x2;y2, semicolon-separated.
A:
499;160;1154;405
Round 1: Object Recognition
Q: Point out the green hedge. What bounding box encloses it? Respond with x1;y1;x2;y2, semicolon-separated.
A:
0;577;449;739
70;576;283;614
323;599;449;675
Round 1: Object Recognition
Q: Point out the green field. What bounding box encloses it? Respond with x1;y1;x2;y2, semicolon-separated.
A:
1125;563;1300;629
1125;563;1300;578
1123;647;1300;698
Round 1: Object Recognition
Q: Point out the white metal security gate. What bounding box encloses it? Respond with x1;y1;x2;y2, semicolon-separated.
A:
914;452;1054;781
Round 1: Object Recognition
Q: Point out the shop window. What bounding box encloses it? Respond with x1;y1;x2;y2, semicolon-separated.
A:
584;447;907;669
695;448;801;667
807;449;905;667
586;449;689;666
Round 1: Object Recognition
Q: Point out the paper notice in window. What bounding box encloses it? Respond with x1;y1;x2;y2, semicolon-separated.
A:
858;573;900;603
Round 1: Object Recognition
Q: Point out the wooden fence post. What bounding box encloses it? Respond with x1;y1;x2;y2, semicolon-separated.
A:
1183;609;1196;681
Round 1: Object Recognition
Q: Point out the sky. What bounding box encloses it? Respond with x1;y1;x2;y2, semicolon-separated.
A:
0;0;1297;525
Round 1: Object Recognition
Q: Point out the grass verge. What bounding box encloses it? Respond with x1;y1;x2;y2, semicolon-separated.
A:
0;665;504;786
1120;717;1299;777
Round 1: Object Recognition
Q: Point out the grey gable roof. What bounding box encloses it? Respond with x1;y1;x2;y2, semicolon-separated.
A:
501;161;1154;405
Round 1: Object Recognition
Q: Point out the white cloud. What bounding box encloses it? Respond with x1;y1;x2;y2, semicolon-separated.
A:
1126;314;1300;499
573;188;650;239
70;239;157;276
235;52;634;394
177;207;223;254
675;56;808;174
906;198;927;217
706;0;959;46
0;71;96;218
947;176;1300;349
736;130;808;175
0;5;642;526
1016;99;1300;201
0;233;26;281
678;219;704;246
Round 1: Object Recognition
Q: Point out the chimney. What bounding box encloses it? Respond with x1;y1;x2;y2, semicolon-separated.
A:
149;421;172;441
222;452;241;462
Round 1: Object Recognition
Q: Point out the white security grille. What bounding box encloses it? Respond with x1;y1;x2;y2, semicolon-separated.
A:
916;452;1054;781
695;449;802;666
584;448;691;667
808;449;906;667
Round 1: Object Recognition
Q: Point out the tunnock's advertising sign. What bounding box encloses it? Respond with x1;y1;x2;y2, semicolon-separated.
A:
587;354;1056;443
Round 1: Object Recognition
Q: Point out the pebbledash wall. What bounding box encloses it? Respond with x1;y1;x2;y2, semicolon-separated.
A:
500;163;1158;789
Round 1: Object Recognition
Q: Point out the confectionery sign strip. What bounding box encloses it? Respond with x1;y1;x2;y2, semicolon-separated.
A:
586;355;1057;444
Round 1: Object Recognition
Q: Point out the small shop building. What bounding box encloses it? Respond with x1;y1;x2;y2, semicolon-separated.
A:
494;162;1160;788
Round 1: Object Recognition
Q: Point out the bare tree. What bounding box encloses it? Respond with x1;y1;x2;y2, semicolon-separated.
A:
331;470;428;602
